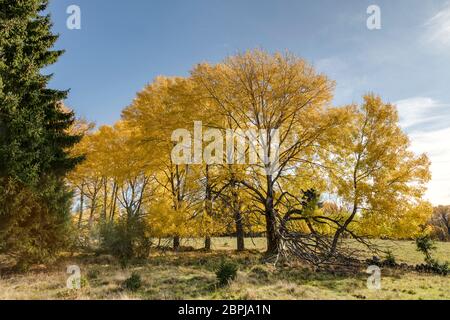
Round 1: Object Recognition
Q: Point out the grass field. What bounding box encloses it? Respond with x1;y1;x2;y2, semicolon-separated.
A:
0;238;449;300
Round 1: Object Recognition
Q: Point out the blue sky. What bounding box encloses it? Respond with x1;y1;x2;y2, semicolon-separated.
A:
46;0;450;204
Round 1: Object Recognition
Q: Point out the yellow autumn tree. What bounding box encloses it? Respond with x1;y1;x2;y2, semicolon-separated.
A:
191;49;339;255
324;95;432;251
122;76;206;249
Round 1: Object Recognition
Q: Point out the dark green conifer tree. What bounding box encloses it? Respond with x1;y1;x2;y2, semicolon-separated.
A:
0;0;82;266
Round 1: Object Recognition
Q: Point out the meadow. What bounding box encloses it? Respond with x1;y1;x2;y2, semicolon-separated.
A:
0;238;448;300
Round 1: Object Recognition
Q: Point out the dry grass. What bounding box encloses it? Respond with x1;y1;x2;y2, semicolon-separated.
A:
0;239;448;300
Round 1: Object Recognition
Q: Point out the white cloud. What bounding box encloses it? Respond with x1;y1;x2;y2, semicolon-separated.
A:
424;2;450;49
395;97;450;205
395;97;443;129
409;127;450;205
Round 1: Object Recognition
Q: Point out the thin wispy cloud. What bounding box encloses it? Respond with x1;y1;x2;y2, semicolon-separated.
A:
424;2;450;49
395;97;449;131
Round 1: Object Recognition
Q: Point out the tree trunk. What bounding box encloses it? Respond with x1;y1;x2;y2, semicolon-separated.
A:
230;176;245;251
204;236;211;251
88;183;99;230
265;176;279;255
204;165;213;250
102;177;108;223
78;184;84;229
88;198;96;230
109;181;118;222
173;236;180;251
329;204;358;258
235;210;245;252
444;214;450;237
265;208;279;255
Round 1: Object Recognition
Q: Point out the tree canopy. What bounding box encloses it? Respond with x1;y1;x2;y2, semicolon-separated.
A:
67;50;433;265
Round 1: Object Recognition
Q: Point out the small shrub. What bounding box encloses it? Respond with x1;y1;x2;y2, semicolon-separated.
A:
216;260;238;286
69;276;89;290
80;276;89;289
430;260;448;276
416;235;436;261
429;260;449;276
416;259;449;276
100;218;152;268
123;272;142;291
384;251;397;266
415;235;448;275
100;222;133;268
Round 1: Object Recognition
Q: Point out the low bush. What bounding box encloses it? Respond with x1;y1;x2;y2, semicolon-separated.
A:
383;251;397;267
123;272;142;291
416;235;436;261
216;260;238;286
415;235;448;276
100;217;152;268
416;259;449;276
